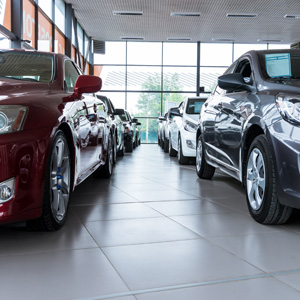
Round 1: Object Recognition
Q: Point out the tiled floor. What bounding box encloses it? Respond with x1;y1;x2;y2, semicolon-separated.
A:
1;144;300;300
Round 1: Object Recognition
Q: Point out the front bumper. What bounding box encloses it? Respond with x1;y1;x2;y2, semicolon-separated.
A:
0;127;51;223
267;120;300;209
180;130;197;157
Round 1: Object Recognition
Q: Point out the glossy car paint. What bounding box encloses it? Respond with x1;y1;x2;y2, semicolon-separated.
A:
0;50;109;223
169;97;206;157
198;49;300;209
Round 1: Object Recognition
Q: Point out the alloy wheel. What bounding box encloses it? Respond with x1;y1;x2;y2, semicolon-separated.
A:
246;148;266;211
50;137;70;222
196;138;202;173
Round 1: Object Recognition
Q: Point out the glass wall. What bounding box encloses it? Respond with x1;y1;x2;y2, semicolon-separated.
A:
95;41;291;143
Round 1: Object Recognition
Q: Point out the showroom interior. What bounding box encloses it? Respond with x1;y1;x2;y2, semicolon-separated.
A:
2;0;300;299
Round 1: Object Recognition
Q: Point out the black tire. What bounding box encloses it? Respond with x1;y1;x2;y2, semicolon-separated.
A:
138;139;141;146
178;135;190;165
133;140;136;149
164;136;169;153
126;139;133;153
117;139;125;157
27;131;71;231
169;134;177;157
160;138;164;149
94;134;113;178
112;132;117;165
196;135;215;179
245;135;292;224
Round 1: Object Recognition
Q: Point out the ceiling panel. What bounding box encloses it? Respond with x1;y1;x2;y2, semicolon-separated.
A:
64;0;300;44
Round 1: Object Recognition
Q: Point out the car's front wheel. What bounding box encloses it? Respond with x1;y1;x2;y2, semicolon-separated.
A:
27;130;71;231
196;135;215;179
246;135;292;224
169;134;177;157
178;135;189;165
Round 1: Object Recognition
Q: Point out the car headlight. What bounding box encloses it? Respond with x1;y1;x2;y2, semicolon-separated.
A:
276;94;300;125
0;105;28;134
184;120;197;132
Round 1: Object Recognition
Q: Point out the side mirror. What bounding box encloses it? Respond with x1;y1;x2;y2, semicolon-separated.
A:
158;116;166;121
218;73;253;92
114;108;125;115
132;118;138;123
170;109;182;117
136;122;141;126
63;75;102;103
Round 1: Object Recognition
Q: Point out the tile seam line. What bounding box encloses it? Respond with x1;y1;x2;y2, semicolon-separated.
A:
72;268;300;300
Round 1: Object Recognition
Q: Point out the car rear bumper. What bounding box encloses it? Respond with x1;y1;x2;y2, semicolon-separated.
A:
0;128;51;223
267;120;300;209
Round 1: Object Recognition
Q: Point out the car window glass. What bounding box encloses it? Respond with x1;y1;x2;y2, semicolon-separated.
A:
64;60;79;92
235;59;252;84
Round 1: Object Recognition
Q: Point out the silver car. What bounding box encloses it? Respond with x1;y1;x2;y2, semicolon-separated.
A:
196;49;300;225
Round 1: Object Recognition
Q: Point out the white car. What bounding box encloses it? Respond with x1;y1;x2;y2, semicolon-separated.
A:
169;97;207;164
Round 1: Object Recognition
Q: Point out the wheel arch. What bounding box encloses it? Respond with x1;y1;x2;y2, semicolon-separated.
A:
57;123;76;191
241;122;265;185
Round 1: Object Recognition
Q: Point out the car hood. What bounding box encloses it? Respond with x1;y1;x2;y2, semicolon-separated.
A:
185;114;199;124
0;78;50;103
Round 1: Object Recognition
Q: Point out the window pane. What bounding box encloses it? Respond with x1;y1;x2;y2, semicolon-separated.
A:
138;118;159;143
268;44;291;50
96;66;126;91
127;66;161;91
0;33;10;49
127;42;162;65
127;92;161;118
97;92;125;109
201;43;232;66
162;93;196;114
77;23;83;54
39;0;52;20
200;67;227;92
94;42;126;65
23;0;35;48
38;10;53;52
163;67;196;91
54;28;65;54
1;0;11;30
163;43;197;66
84;34;89;55
234;43;267;60
55;0;65;34
72;20;75;46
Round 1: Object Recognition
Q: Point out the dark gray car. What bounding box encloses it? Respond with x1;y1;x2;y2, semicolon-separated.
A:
196;49;300;225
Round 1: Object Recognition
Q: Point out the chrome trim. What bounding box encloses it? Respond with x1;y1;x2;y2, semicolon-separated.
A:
206;151;240;173
205;142;235;166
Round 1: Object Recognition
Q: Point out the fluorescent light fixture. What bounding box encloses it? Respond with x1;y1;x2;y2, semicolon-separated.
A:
284;14;300;19
113;11;143;16
170;12;201;17
226;13;257;18
257;39;282;43
167;37;192;41
120;36;145;40
212;38;236;42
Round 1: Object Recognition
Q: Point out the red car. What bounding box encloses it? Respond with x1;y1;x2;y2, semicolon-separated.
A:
0;49;113;231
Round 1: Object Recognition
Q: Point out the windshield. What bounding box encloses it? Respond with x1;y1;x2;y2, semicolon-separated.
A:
186;98;205;114
119;113;129;121
0;51;54;83
258;51;300;81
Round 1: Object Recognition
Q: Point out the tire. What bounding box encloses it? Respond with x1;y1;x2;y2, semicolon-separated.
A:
164;135;169;153
117;140;125;157
245;135;292;224
178;135;190;165
126;138;133;153
133;140;136;149
112;132;117;165
169;134;177;157
94;134;113;178
27;130;71;231
196;135;215;179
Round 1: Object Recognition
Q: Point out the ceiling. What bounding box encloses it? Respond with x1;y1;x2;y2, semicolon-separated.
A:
65;0;300;44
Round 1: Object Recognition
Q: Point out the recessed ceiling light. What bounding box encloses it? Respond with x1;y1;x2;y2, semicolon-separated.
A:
167;37;192;41
257;39;282;43
170;12;201;17
120;36;145;40
212;38;236;42
226;13;257;18
113;11;143;16
284;14;300;19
